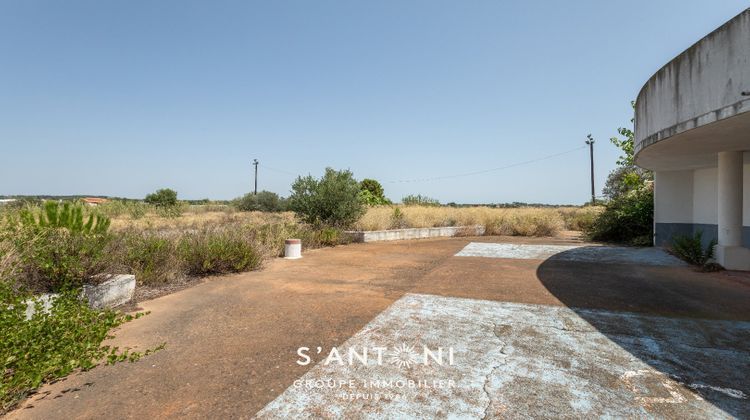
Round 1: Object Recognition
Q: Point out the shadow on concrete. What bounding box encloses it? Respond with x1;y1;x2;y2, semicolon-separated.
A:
536;246;750;418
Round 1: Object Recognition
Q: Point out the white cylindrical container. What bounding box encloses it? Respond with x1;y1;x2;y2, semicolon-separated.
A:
284;239;302;259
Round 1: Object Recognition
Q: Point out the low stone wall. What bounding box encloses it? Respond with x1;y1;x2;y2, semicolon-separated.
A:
345;226;485;243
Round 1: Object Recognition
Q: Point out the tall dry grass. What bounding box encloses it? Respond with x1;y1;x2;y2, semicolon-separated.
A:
109;210;296;232
354;205;602;237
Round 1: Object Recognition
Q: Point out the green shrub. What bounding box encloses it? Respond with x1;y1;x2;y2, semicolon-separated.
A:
671;231;717;266
0;283;156;414
288;168;365;228
402;194;440;206
119;231;181;285
178;228;262;276
233;191;285;212
3;203;114;292
144;188;178;207
20;201;110;234
585;186;653;246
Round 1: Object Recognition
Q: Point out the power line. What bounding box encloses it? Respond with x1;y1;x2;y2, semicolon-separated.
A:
255;144;588;184
385;145;588;183
259;164;298;176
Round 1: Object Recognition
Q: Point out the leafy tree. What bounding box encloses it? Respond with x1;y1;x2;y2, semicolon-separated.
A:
360;179;384;199
144;188;178;207
358;179;391;206
604;101;652;200
288;168;365;228
233;191;285;212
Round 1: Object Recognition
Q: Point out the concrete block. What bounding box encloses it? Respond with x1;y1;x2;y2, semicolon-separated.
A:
82;274;135;309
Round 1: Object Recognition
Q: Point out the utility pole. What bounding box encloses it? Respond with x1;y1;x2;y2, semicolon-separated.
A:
252;159;259;195
585;134;595;205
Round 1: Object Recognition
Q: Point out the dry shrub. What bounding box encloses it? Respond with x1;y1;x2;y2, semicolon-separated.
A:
557;206;603;231
109;210;295;232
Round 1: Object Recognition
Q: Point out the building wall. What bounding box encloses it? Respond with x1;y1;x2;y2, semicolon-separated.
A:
654;155;750;247
634;9;750;154
692;168;717;224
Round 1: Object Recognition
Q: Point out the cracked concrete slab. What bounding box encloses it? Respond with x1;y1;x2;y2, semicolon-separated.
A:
255;294;749;419
455;242;686;266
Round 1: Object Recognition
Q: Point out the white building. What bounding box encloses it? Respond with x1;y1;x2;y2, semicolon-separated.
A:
634;8;750;270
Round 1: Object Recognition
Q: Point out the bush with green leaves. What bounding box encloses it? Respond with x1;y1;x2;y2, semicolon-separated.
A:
585;186;653;246
359;179;391;206
671;231;717;266
0;282;158;414
144;188;178;207
288;168;365;228
402;194;440;206
233;191;285;212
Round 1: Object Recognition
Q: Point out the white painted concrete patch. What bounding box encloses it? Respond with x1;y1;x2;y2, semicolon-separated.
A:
455;242;686;266
255;294;749;419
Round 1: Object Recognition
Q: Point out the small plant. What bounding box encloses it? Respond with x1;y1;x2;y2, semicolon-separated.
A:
671;231;717;267
390;207;408;229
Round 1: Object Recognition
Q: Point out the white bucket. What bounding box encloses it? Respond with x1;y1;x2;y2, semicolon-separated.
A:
284;239;302;259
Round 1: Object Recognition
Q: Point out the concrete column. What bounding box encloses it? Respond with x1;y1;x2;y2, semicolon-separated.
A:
716;151;750;270
718;152;743;245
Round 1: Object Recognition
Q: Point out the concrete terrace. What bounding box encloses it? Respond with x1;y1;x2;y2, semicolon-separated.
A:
9;235;750;419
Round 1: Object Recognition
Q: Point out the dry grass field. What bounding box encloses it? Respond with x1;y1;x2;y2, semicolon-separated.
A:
104;204;601;237
354;205;601;236
108;209;296;231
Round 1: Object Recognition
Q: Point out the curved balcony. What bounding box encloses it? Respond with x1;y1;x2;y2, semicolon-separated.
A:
634;8;750;171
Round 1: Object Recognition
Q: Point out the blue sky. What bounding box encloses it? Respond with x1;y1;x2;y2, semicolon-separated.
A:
1;1;747;203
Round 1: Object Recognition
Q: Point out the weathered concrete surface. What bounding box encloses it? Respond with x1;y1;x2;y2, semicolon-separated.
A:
256;294;749;419
345;226;484;243
82;274;136;309
9;236;750;419
455;242;685;266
